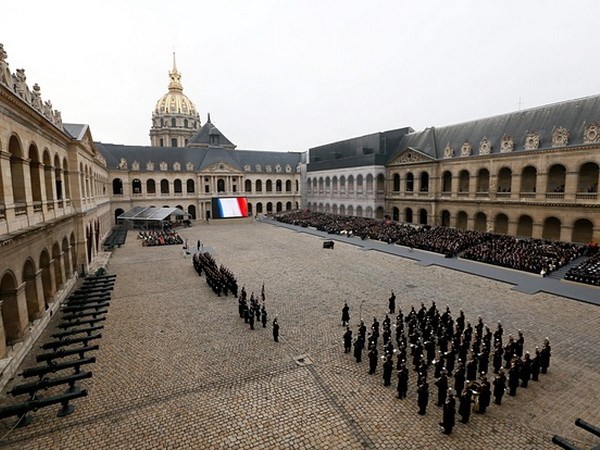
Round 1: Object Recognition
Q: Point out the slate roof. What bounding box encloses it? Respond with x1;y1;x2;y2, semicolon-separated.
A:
63;123;88;140
95;142;303;174
307;127;414;172
187;117;236;148
389;94;600;161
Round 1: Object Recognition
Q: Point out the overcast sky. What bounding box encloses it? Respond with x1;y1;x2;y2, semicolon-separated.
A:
3;1;599;152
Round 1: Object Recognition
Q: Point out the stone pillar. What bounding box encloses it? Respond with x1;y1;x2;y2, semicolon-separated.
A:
43;259;57;302
564;171;578;201
33;269;45;317
0;283;29;345
507;220;518;237
510;174;520;200
0;151;15;223
0;307;6;358
532;222;543;239
54;255;66;291
560;225;573;243
537;172;548;198
23;270;43;321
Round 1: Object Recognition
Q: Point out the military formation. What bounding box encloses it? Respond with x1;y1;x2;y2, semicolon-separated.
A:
192;251;279;342
138;229;184;246
342;292;552;435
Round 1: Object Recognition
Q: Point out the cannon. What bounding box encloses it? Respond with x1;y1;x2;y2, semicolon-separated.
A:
52;326;104;340
21;357;96;379
62;302;110;314
575;418;600;438
62;310;107;321
73;285;113;295
41;334;102;351
68;291;111;301
0;388;88;427
65;294;111;305
551;435;581;450
36;345;99;364
85;274;116;281
57;317;106;329
9;371;92;399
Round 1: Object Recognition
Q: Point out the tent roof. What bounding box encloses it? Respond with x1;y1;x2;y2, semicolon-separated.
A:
117;206;187;222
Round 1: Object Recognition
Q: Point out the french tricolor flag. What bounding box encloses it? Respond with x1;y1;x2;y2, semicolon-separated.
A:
216;197;248;218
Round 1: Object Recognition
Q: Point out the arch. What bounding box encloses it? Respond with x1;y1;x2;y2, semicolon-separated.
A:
174;179;183;193
9;135;27;205
356;205;363;217
247;202;253;215
266;202;273;213
419;208;428;225
286;201;292;211
28;144;43;205
474;212;487;232
266;179;273;192
572;218;594;243
405;207;413;223
376;173;385;192
325;203;330;213
276;179;283;192
187;205;196;219
332;204;338;214
542;216;561;241
306;177;312;193
52;241;64;291
255;179;262;192
339;204;346;216
175;204;184;212
39;249;52;308
54;154;63;200
366;174;374;192
186;178;195;193
295;179;299;192
356;174;363;191
392;206;400;221
285;180;292;193
393;173;400;192
217;179;225;193
115;208;125;223
0;270;23;346
347;205;354;216
276;201;283;212
318;203;324;213
339;176;346;191
442;171;452;192
547;164;566;192
577;162;599;192
497;167;512;192
146;179;156;194
521;166;537;193
517;215;533;238
160;179;169;194
62;157;71;199
419;172;429;192
306;202;312;211
62;236;71;280
171;118;176;127
256;202;263;214
458;170;470;192
365;206;373;218
318;177;324;192
22;258;41;323
132;178;142;194
494;213;509;235
112;178;123;195
70;232;77;274
456;211;468;229
375;206;385;219
245;179;252;192
44;149;55;202
331;176;338;193
347;175;355;193
405;172;414;192
440;210;451;227
476;168;490;192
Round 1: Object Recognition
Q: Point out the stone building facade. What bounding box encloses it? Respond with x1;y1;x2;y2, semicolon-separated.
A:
0;44;111;369
385;97;600;243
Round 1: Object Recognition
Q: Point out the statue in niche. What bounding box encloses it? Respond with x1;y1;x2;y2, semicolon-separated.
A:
118;158;128;170
146;161;155;171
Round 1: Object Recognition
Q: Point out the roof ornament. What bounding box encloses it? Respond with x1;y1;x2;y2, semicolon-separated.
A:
207;112;211;123
168;51;183;91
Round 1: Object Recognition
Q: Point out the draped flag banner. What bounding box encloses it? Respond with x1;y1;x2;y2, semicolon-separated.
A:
211;197;249;218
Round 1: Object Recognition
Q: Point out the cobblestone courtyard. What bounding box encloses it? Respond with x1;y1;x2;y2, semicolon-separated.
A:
1;221;599;449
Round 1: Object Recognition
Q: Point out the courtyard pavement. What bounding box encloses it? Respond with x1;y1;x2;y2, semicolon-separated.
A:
0;221;599;449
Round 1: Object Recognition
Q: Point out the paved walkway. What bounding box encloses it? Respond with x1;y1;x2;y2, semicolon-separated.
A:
263;219;600;306
0;222;598;449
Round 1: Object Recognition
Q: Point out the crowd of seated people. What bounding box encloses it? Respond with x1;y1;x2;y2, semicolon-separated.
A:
138;229;184;246
273;211;592;277
461;236;584;275
564;243;600;286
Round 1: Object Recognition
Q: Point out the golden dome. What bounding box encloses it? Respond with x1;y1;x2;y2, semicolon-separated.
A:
154;53;198;117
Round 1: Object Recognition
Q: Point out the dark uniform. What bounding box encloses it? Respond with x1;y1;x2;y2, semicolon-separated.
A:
540;339;551;374
383;356;393;386
520;353;532;387
477;378;491;414
353;336;364;363
397;366;409;399
341;303;350;327
531;349;541;381
458;387;472;424
417;382;429;415
368;347;378;375
272;318;279;342
388;291;396;314
493;371;506;405
435;373;449;407
343;327;353;353
440;393;456;434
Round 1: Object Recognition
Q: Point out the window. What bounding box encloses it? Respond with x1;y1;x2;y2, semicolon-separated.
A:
171;118;176;127
362;147;374;155
171;138;177;147
159;139;164;147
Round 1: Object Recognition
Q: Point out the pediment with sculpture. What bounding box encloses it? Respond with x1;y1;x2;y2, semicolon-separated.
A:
205;161;243;174
388;148;435;166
